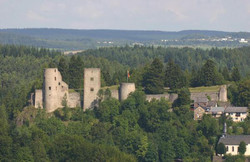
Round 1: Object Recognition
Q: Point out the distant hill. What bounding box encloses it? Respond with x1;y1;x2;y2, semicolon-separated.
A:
0;28;250;50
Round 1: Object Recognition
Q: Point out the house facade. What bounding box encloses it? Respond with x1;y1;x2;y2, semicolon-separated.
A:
225;107;249;122
193;104;249;121
194;106;206;120
208;107;225;118
218;135;250;156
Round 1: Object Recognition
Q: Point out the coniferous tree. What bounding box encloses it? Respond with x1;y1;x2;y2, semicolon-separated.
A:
143;58;164;94
68;56;84;89
216;143;226;155
48;60;57;68
231;66;241;82
173;87;191;107
68;56;77;88
165;59;187;90
237;80;250;106
190;66;200;87
58;57;69;84
102;71;112;86
222;67;230;81
238;141;246;155
199;59;224;86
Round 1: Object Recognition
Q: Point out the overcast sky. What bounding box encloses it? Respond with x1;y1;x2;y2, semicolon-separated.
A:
0;0;250;32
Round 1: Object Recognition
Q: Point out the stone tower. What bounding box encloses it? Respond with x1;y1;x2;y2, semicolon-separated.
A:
119;83;136;101
83;68;101;110
43;68;68;112
219;85;227;102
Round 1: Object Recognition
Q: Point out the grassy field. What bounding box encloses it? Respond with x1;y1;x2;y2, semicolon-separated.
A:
101;85;119;90
69;89;77;93
189;85;221;93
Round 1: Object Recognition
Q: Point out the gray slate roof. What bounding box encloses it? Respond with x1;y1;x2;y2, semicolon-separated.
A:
207;101;217;107
225;107;248;113
194;106;208;111
194;97;208;103
218;135;250;145
209;107;225;113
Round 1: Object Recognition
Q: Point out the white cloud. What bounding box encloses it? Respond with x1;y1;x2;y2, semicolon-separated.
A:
26;10;51;22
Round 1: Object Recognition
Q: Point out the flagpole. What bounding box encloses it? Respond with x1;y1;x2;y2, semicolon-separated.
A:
127;71;128;83
127;70;129;83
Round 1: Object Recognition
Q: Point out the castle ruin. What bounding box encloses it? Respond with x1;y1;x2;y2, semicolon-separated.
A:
83;68;101;111
31;68;137;112
30;68;187;112
190;85;228;102
219;85;227;102
31;68;80;112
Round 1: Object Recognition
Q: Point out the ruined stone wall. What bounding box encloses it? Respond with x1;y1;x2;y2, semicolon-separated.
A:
190;92;219;102
34;89;43;108
30;93;35;106
219;85;227;102
57;72;69;107
169;93;178;102
83;68;101;110
111;89;119;100
68;92;81;108
146;93;178;102
119;83;135;101
30;68;81;112
191;85;228;102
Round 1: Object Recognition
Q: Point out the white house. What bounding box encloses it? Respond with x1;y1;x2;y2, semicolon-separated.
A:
225;107;249;122
218;135;250;156
239;38;248;43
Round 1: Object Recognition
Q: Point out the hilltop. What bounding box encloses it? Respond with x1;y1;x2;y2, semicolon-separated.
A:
0;28;250;50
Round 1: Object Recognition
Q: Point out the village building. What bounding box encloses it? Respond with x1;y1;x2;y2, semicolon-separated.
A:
194;106;207;120
225;107;249;122
207;101;217;107
219;135;250;156
218;123;250;156
208;107;225;118
194;105;225;120
193;97;208;108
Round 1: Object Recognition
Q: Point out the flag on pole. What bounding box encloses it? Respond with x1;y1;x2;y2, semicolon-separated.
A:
127;70;130;78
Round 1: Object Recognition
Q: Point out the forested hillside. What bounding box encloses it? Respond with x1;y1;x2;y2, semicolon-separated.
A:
0;44;249;161
81;46;250;76
1;29;250;50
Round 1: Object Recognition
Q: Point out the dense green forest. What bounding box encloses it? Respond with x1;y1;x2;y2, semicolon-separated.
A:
0;44;249;161
80;46;250;76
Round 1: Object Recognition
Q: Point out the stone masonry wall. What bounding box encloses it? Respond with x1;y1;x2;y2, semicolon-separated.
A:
68;92;81;108
84;68;101;110
190;92;219;101
34;89;43;108
119;83;136;101
146;93;178;103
